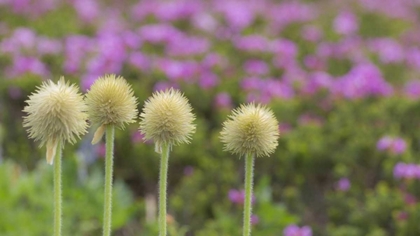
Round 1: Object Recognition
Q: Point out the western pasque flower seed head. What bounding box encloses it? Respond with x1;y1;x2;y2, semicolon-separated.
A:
23;77;88;164
85;74;138;144
220;103;279;157
139;88;196;152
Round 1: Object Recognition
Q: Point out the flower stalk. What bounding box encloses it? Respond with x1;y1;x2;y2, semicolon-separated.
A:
243;153;254;236
53;140;63;236
158;143;170;236
103;125;115;236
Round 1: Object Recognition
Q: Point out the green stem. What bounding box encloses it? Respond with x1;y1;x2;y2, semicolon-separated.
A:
103;125;115;236
159;144;170;236
243;153;254;236
54;141;63;236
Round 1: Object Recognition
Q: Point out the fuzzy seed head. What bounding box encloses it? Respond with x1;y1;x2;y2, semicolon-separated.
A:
85;74;138;129
23;77;88;163
220;103;279;157
139;88;196;151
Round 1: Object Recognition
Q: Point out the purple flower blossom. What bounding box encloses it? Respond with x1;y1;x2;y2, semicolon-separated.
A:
393;162;420;180
73;0;99;23
37;37;62;55
404;80;420;99
214;92;232;109
157;59;199;81
279;123;292;134
302;72;332;95
283;224;312;236
183;166;194;176
166;36;210;56
265;79;295;100
128;52;151;72
333;63;393;99
271;39;298;69
377;136;407;155
269;2;317;31
301;25;323;42
391;138;407;155
228;189;255;205
393;162;406;179
250;214;259;225
377;136;393;151
234;35;269;52
216;0;255;30
406;48;420;70
336;178;351;191
244;60;269;76
139;24;183;44
199;72;219;90
153;81;178;92
7;56;49;77
131;131;144;144
368;38;404;64
333;11;358;35
153;1;199;21
193;13;218;32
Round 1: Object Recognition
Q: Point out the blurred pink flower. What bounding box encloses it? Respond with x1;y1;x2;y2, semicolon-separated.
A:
199;72;219;90
153;81;178;92
391;138;407;155
139;24;183;44
377;136;393;151
301;25;323;42
333;63;393;99
244;60;269;75
131;131;144;144
250;214;259;225
377;136;407;155
368;38;404;64
336;178;351;191
73;0;99;22
404;80;420;99
214;92;232;109
234;35;268;52
216;0;255;30
333;11;358;35
283;224;312;236
183;166;194;176
228;189;256;205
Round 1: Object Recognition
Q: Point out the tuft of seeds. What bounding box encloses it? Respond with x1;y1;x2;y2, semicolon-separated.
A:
220;103;279;157
23;77;88;164
139;88;196;153
85;74;138;144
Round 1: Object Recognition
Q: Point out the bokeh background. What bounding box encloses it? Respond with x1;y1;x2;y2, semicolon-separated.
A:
1;0;420;235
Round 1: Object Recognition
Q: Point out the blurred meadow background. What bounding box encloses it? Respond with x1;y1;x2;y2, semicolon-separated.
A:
1;0;420;235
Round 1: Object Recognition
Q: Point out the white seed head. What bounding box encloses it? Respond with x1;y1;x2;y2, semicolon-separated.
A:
220;103;279;157
139;88;196;152
85;74;138;143
23;77;88;164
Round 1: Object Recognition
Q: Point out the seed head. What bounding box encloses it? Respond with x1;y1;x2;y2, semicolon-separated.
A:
85;74;138;144
220;103;279;157
23;77;88;164
139;88;196;152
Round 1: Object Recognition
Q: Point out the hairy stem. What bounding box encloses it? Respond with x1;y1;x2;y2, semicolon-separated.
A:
53;140;63;236
243;153;255;236
103;125;115;236
159;144;170;236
